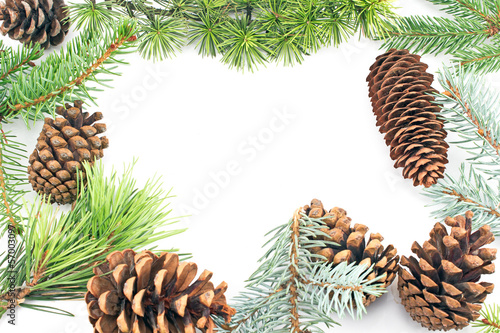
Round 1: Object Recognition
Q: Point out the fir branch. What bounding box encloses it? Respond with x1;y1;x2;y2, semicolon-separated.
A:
0;160;186;317
219;209;385;332
0;19;138;124
473;304;500;333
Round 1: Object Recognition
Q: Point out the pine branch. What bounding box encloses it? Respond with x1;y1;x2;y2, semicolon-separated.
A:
0;126;26;236
219;209;385;332
427;0;499;21
0;19;138;124
69;0;398;70
473;304;500;333
0;160;186;318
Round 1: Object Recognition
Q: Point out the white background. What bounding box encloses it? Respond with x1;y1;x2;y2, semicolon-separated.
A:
1;0;499;332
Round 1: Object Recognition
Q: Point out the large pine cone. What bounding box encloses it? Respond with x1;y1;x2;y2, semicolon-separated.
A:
304;199;399;306
85;249;236;333
398;211;496;331
366;49;449;188
0;0;69;49
28;100;108;205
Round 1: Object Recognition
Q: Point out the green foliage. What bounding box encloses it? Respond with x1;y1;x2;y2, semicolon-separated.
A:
0;160;185;317
382;0;500;74
424;66;500;236
473;304;500;333
69;0;398;71
0;19;138;124
218;210;385;332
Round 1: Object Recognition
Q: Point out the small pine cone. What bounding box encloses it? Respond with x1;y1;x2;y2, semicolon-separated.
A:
28;100;108;205
0;0;70;49
304;199;399;307
85;249;236;333
366;49;449;188
398;211;496;331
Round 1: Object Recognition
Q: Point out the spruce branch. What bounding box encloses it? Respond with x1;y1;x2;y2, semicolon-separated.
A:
219;208;385;332
424;164;500;236
0;160;186;318
381;0;500;74
0;19;138;124
0;42;41;82
424;66;500;236
473;304;500;333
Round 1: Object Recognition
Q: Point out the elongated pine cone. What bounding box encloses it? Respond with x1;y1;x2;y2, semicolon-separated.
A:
304;199;399;306
28;100;108;205
366;49;449;188
85;249;236;333
398;211;496;331
0;0;70;48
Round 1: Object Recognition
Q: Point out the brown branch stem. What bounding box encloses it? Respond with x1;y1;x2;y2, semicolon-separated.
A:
0;52;38;82
443;188;500;218
482;317;500;329
8;34;136;114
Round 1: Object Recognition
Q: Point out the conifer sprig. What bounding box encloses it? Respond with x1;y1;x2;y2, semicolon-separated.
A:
69;0;398;71
424;66;500;236
0;19;138;123
219;209;385;332
473;304;500;333
381;0;500;74
0;161;185;318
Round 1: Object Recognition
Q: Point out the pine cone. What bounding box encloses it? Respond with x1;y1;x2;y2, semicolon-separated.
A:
85;249;236;333
28;100;108;205
366;49;449;188
398;211;496;331
304;199;399;306
0;0;70;49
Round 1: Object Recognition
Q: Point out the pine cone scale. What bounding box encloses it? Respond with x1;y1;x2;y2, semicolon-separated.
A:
399;212;495;331
0;0;69;48
86;250;235;333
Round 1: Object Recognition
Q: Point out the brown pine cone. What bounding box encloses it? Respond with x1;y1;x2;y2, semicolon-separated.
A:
366;49;449;188
28;100;108;205
85;249;236;333
304;199;399;306
398;211;496;331
0;0;70;49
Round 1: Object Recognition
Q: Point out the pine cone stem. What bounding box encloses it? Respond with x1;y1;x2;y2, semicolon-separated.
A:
8;34;135;115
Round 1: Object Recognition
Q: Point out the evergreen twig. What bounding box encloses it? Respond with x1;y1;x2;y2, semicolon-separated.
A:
424;66;500;236
0;160;186;318
69;0;398;71
473;304;500;333
381;0;500;74
218;209;385;332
